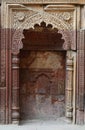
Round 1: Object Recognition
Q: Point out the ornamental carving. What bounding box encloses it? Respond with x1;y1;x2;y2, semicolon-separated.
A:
63;12;71;21
12;8;75;54
16;12;25;22
12;10;74;30
12;10;36;29
12;29;24;54
1;0;85;125
48;11;74;30
12;28;70;54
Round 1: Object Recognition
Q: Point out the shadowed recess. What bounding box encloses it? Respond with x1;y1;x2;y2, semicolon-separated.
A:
22;21;65;50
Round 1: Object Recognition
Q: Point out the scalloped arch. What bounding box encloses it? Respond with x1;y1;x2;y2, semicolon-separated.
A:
12;12;72;54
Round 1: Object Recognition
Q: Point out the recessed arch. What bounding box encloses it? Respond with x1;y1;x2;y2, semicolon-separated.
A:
11;13;76;124
22;21;65;50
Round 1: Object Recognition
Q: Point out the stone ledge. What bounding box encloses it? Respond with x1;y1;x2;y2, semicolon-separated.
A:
2;0;85;5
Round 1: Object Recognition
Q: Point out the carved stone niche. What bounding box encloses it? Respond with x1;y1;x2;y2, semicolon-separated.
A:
11;21;76;124
1;1;77;124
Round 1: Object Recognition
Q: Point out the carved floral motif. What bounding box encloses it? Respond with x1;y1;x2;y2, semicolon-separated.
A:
49;11;74;30
12;10;37;28
16;12;25;21
12;10;74;30
63;12;71;21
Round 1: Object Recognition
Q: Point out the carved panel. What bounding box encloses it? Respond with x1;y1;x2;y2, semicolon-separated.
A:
11;4;76;54
12;7;75;30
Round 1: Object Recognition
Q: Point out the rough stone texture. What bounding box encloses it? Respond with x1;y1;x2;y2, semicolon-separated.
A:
20;51;66;121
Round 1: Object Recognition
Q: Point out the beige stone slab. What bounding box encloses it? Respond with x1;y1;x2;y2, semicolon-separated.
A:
2;0;85;4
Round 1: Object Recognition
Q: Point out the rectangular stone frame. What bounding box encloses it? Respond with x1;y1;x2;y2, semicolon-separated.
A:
0;0;85;125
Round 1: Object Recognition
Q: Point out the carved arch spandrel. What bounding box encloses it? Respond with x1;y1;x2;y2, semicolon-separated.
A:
12;13;74;54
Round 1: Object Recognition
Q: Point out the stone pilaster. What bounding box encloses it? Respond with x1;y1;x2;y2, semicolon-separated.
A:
65;51;74;122
12;54;20;124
